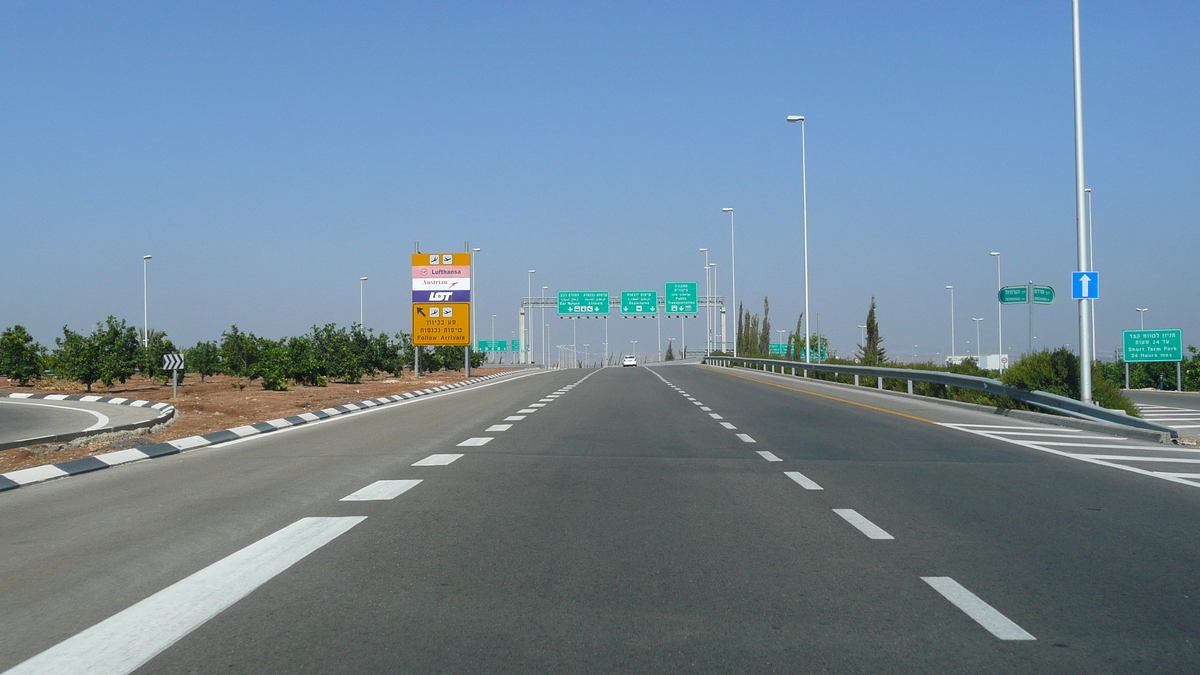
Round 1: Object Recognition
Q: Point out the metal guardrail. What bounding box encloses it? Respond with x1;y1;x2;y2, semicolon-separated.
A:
704;356;1178;439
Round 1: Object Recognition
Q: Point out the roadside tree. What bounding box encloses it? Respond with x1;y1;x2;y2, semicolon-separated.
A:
0;325;46;385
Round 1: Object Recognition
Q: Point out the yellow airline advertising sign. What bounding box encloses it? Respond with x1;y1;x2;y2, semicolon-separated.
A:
412;302;471;346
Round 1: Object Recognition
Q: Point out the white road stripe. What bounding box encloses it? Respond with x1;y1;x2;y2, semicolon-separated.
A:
457;437;494;446
97;449;151;466
757;451;782;462
736;434;756;443
700;406;712;411
341;479;422;500
1076;455;1200;464
709;413;723;419
833;509;894;540
412;454;463;466
538;398;554;402
529;403;546;408
517;408;538;414
504;416;526;421
692;401;704;405
486;424;513;432
921;577;1036;641
785;471;823;490
720;422;737;429
2;517;367;675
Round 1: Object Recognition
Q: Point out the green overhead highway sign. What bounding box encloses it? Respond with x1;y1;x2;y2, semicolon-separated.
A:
665;282;698;314
477;340;509;352
769;342;787;355
557;291;610;315
1033;286;1055;304
510;339;521;352
1123;329;1183;363
620;290;658;315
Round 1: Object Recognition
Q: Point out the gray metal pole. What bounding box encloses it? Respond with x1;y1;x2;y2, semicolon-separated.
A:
1072;0;1094;403
801;118;811;366
172;370;178;398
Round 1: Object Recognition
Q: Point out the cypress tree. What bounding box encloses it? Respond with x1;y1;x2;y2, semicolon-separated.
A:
858;297;887;365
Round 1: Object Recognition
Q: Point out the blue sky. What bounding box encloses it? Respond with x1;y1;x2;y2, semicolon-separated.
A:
3;1;1197;363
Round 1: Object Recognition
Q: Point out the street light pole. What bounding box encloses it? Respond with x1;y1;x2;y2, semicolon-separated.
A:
1085;189;1096;362
787;115;811;365
722;208;736;357
700;248;710;354
141;255;153;347
527;270;535;364
973;318;984;359
1136;308;1148;330
990;252;1003;369
541;285;548;369
357;275;367;324
946;285;956;359
471;247;481;354
1072;0;1094;403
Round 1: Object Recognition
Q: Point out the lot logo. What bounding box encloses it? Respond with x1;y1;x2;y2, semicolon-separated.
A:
429;291;453;301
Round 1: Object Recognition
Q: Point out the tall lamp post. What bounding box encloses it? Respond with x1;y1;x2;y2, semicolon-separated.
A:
858;324;867;346
1085;189;1096;363
972;318;984;359
471;247;481;355
526;270;536;364
990;252;1003;369
359;277;369;326
541;285;548;369
1136;308;1148;330
722;208;736;357
787;115;811;366
142;255;153;347
700;248;710;354
491;314;496;364
631;340;638;364
946;285;956;359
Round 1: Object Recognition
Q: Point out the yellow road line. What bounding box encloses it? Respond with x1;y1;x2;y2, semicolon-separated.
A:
709;367;939;425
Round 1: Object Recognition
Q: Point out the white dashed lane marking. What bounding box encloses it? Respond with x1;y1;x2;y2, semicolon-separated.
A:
736;434;756;443
504;415;526;421
1137;404;1200;430
412;454;463;466
517;409;538;414
785;471;823;490
486;424;512;432
529;403;547;408
700;407;711;411
757;451;782;462
457;437;493;447
720;422;737;429
1;517;367;675
709;413;723;419
833;509;894;540
922;577;1036;641
341;480;422;501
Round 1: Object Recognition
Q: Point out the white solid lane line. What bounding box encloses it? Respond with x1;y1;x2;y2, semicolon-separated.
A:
457;437;494;446
486;424;513;432
412;454;463;466
832;509;894;540
504;416;526;421
3;517;367;675
785;471;823;490
757;451;782;462
720;422;737;429
341;479;423;500
921;577;1036;641
736;434;756;443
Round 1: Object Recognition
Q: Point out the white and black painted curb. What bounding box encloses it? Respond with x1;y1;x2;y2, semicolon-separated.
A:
0;371;521;493
0;393;177;452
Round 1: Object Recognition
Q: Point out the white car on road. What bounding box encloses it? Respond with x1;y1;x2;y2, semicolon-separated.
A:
622;355;638;367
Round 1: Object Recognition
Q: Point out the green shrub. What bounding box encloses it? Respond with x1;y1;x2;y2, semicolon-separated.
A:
1001;348;1137;416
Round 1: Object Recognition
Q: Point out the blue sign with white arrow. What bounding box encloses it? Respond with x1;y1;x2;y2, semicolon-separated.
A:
1072;272;1098;299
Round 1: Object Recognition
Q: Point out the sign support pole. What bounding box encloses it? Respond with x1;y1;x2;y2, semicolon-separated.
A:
1072;0;1094;403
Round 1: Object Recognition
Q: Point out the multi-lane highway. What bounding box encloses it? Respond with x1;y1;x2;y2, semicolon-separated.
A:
2;365;1199;673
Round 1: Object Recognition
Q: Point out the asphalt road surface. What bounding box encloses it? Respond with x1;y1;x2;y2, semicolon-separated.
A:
2;365;1199;673
1124;390;1200;439
0;398;164;447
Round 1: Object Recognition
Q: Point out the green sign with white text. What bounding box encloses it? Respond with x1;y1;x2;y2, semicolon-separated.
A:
664;282;698;314
557;291;610;315
1123;329;1183;363
999;285;1054;304
620;290;658;315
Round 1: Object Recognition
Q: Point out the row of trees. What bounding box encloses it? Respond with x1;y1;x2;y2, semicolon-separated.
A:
0;319;485;392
